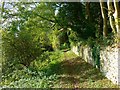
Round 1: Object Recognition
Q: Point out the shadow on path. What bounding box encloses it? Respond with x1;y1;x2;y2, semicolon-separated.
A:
57;56;105;87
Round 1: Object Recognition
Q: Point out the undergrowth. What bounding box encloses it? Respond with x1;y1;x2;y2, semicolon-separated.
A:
1;51;118;88
1;50;64;88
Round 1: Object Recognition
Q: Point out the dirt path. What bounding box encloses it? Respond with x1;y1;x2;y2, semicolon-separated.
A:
55;54;118;88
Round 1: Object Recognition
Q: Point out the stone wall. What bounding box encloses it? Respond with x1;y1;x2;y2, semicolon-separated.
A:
72;45;120;85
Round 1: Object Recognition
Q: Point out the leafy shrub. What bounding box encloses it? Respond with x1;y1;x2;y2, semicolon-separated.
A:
2;30;42;77
1;68;59;88
49;28;60;51
29;50;64;75
60;43;70;50
1;51;63;88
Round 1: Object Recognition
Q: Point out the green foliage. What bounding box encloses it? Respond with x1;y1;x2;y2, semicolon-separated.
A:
55;3;96;42
92;44;100;69
68;30;78;46
2;29;43;76
49;28;60;50
1;51;63;88
60;43;70;50
78;34;115;69
30;51;63;74
1;2;118;88
102;35;115;46
2;2;56;76
86;37;95;47
31;51;63;77
1;50;117;88
2;69;58;88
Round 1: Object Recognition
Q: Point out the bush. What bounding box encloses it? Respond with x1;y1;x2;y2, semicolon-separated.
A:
2;28;48;75
30;50;64;74
1;68;59;88
1;51;63;88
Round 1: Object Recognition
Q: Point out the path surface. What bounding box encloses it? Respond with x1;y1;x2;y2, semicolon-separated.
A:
54;52;118;88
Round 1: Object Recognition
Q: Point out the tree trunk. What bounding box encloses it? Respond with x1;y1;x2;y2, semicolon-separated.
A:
100;1;108;37
86;2;91;22
107;0;117;34
113;0;120;43
97;9;103;37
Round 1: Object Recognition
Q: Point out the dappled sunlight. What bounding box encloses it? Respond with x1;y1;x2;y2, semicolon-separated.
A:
1;2;120;88
52;54;118;88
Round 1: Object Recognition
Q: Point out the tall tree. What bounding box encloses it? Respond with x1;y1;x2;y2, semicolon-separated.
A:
100;1;108;37
85;2;91;22
107;0;117;34
113;0;120;42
